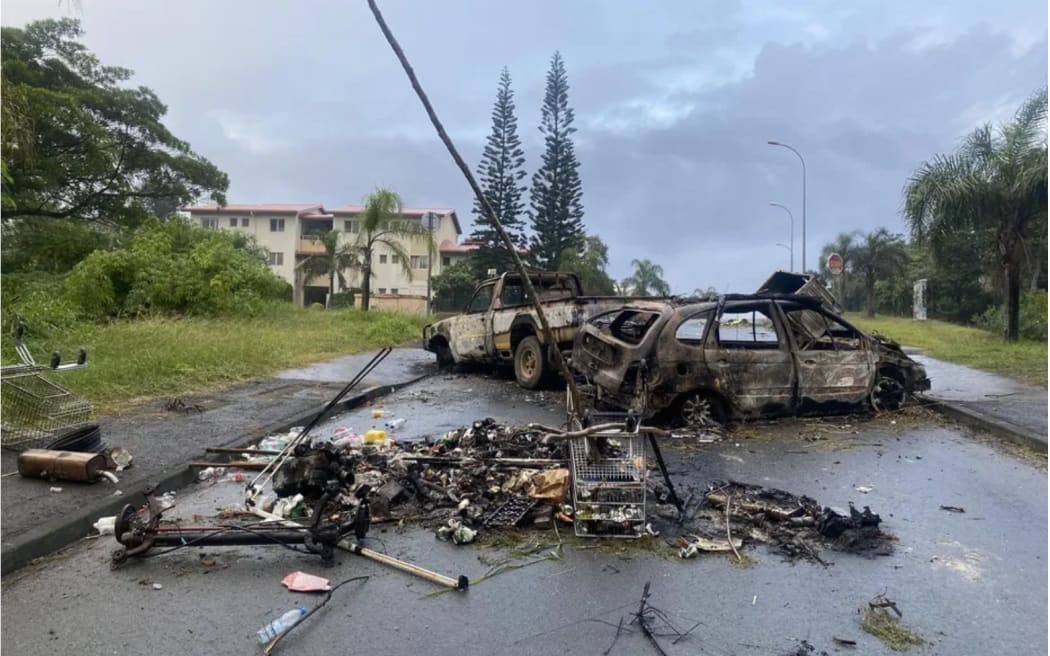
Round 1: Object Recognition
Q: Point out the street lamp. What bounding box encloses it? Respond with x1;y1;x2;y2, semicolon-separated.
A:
768;202;794;271
767;140;807;272
775;242;791;269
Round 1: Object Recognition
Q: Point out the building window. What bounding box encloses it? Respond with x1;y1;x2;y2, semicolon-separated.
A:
378;288;387;294
201;217;219;230
241;217;250;227
391;255;400;265
344;220;358;233
391;288;399;295
267;252;284;266
411;255;430;269
270;218;285;232
228;217;237;227
442;256;451;267
379;254;388;264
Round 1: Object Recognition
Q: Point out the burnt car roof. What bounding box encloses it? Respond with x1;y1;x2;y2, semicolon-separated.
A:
662;293;827;314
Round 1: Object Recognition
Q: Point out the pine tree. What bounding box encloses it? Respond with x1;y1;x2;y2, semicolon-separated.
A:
529;51;585;270
471;67;528;276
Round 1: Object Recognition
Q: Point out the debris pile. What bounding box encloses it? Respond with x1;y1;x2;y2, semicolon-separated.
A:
675;481;895;564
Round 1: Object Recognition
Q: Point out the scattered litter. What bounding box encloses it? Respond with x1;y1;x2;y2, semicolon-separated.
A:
98;470;119;484
676;535;743;558
939;505;965;513
113;489;123;496
93;516;116;535
384;418;406;430
165;398;202;414
256;607;306;645
854;486;873;494
272;493;306;519
832;636;857;647
436;518;477;545
152;583;163;590
282;571;332;592
108;447;133;471
49;486;62;493
752;595;757;605
860;593;924;651
781;639;828;656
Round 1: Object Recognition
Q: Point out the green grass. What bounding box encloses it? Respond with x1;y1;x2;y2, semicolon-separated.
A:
846;313;1047;387
1;304;428;413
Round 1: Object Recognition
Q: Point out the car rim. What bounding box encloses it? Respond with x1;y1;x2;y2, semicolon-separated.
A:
521;349;537;378
681;393;716;427
872;376;905;411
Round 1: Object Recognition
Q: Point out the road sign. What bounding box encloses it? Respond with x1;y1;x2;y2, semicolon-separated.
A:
827;253;844;276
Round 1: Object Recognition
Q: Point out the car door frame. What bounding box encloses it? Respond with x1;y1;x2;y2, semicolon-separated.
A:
703;299;797;416
452;281;496;361
777;300;878;408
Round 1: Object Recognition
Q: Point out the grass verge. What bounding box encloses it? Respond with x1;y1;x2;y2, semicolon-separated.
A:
846;313;1047;387
1;304;428;414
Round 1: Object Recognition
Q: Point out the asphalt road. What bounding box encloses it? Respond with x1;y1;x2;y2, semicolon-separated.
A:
2;372;1046;656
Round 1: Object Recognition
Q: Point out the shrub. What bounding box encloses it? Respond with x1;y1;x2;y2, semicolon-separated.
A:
974;290;1048;340
65;217;289;319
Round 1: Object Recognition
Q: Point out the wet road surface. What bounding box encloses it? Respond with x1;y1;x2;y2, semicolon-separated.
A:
2;373;1045;656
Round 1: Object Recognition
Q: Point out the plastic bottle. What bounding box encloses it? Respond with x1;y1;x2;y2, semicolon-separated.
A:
384;418;406;430
372;409;385;419
256;608;306;644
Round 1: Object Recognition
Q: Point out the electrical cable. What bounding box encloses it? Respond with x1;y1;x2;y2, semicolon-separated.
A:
263;575;370;655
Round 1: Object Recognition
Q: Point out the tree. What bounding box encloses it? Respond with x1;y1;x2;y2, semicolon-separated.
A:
355;188;432;311
1;19;228;227
850;228;908;317
298;230;359;309
431;260;479;312
624;258;670;297
471;67;528;276
557;234;615;294
904;87;1048;341
529;51;585;269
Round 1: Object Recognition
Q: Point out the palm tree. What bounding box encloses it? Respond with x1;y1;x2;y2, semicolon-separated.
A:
625;258;671;296
850;228;908;317
904;87;1048;341
355;188;433;310
299;230;358;308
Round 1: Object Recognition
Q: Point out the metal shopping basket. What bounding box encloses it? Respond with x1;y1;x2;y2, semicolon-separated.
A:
1;321;90;451
569;423;647;538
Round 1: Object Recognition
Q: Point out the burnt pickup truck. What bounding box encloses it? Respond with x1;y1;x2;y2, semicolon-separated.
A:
423;272;666;389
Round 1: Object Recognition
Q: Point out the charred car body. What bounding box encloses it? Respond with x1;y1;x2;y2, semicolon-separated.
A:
572;293;930;425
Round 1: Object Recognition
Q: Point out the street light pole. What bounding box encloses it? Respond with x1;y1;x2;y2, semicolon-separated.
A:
768;202;794;271
767;140;806;272
775;243;791;270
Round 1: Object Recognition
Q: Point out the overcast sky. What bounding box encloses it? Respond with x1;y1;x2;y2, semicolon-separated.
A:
4;1;1047;292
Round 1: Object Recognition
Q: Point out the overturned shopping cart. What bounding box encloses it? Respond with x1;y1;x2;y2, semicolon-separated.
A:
1;321;90;451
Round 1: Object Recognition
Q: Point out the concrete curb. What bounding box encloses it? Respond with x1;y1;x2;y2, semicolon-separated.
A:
0;375;429;574
925;398;1047;453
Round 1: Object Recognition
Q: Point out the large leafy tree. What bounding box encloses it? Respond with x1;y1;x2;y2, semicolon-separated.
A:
850;228;909;317
624;258;671;297
904;87;1048;341
557;234;615;294
471;67;527;276
354;188;432;311
299;230;359;309
529;51;585;269
1;19;228;227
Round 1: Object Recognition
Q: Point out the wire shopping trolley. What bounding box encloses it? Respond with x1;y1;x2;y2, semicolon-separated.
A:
1;320;90;451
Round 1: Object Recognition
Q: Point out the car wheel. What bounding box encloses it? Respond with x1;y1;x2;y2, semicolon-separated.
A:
514;336;548;389
678;391;727;428
871;374;906;411
434;342;454;369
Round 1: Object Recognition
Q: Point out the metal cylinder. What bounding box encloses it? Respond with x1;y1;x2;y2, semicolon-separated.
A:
17;449;107;482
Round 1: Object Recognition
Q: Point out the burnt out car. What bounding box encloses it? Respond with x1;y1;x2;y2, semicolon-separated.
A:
572;294;930;426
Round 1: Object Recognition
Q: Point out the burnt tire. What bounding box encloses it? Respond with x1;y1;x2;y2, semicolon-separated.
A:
871;374;906;412
677;390;728;428
513;336;548;389
433;342;454;369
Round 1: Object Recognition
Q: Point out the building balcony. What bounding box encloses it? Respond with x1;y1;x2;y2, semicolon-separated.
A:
297;236;326;255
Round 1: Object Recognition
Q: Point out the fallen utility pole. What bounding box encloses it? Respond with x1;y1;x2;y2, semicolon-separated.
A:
366;0;583;422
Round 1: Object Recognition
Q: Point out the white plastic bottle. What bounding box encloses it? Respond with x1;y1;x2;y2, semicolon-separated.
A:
256;608;306;644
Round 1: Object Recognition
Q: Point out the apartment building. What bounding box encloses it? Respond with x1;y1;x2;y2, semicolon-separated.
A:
182;202;466;312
